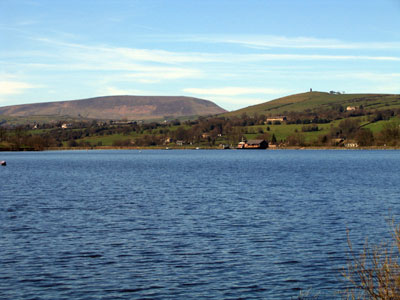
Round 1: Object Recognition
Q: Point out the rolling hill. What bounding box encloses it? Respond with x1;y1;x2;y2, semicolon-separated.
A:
0;95;227;121
224;91;400;117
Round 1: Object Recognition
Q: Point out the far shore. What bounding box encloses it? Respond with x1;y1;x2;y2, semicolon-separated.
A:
2;146;400;152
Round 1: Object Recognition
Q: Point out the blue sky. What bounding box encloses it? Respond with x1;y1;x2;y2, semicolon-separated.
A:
1;0;400;111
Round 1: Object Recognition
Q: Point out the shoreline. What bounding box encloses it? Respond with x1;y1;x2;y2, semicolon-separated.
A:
2;146;400;151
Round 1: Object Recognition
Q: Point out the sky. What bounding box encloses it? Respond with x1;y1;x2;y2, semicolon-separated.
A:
1;0;400;111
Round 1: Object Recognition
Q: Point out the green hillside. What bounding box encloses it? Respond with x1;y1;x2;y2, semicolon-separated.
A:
224;92;400;117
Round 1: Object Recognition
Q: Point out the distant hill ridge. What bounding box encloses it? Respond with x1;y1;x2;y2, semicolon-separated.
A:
0;95;227;120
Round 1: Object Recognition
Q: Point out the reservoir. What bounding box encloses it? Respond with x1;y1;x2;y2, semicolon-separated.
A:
1;150;399;299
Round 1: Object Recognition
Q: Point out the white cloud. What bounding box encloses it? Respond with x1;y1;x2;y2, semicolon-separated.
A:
0;80;39;95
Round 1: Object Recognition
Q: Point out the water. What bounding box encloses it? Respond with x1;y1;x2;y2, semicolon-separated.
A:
1;150;400;299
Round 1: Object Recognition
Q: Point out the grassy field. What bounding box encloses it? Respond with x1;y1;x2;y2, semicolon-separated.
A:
71;133;141;146
240;115;396;144
363;117;400;133
242;123;330;143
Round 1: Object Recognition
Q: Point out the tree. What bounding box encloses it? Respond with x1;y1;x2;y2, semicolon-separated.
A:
67;139;78;147
318;134;329;145
226;127;244;146
173;127;189;141
339;118;360;139
355;128;374;146
26;135;46;151
271;133;277;144
378;122;400;146
286;133;305;146
0;127;7;141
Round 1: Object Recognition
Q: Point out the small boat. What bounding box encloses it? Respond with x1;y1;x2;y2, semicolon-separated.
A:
1;161;6;166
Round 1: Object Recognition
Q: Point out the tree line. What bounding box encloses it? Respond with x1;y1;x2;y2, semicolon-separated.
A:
0;106;400;150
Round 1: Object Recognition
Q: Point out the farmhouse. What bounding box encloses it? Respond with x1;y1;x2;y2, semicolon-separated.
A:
331;138;344;146
238;139;268;149
346;106;357;111
246;139;268;149
345;141;359;148
237;141;246;149
266;116;287;123
164;137;173;144
61;123;72;129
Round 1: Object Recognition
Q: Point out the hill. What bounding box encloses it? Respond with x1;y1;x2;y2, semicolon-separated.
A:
0;95;226;121
224;92;400;117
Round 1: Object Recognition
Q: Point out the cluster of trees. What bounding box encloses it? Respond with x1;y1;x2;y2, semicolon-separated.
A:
319;119;399;147
111;117;247;147
0;126;59;150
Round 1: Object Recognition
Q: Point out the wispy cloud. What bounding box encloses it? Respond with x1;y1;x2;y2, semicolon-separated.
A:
30;37;400;71
340;72;400;81
250;54;400;61
125;68;202;83
100;86;151;96
34;37;217;64
181;34;400;50
183;87;290;96
29;38;206;82
114;47;216;64
2;32;399;107
182;87;295;110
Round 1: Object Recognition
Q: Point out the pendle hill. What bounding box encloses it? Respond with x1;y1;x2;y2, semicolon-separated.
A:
0;95;227;121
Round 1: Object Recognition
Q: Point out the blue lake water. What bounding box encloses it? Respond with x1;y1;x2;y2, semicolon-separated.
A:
1;150;400;299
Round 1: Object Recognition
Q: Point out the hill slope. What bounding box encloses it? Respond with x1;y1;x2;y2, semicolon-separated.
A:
0;95;226;120
224;92;400;117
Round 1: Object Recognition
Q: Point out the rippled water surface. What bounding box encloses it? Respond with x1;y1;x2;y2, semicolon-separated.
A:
1;150;400;299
